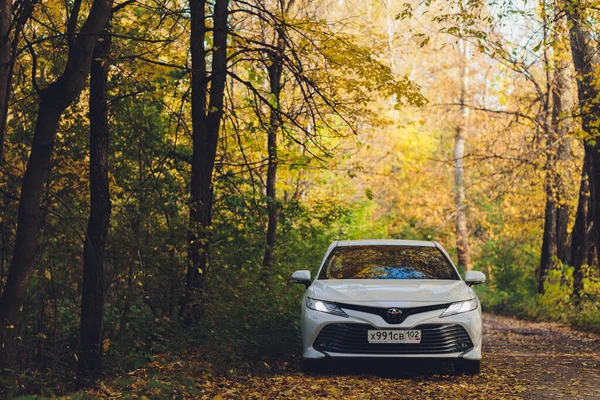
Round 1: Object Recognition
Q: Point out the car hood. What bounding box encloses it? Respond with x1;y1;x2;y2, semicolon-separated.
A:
309;279;473;304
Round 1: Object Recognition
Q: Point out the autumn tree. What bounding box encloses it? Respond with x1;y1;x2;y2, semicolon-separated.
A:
565;0;600;297
227;0;426;275
184;0;230;315
0;0;114;360
538;1;574;293
571;153;590;299
262;0;296;270
0;0;9;163
454;38;472;271
0;0;33;164
78;15;115;380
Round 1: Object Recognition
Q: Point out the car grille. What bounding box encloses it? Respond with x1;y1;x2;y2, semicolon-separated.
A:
313;323;473;355
336;302;451;324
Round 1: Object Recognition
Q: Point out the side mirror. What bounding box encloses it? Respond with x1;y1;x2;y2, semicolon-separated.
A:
465;271;486;286
291;270;311;289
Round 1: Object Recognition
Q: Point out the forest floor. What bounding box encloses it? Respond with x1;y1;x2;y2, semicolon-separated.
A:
80;314;600;399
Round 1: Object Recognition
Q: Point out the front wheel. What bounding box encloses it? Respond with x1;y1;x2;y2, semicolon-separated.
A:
455;359;481;375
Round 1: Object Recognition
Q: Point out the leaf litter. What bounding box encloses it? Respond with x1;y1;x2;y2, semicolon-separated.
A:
77;314;600;399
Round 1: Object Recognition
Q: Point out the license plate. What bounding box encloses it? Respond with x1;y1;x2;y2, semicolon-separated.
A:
367;329;421;344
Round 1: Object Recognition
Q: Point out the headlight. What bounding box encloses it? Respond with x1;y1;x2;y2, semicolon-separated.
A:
306;297;348;317
440;299;478;317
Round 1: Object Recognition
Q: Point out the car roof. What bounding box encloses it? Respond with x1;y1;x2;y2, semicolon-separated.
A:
334;239;436;247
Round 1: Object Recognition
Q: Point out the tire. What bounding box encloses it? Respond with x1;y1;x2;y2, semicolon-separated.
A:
455;359;481;375
302;359;324;373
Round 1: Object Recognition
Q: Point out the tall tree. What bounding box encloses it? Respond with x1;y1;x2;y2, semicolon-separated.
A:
263;0;295;270
184;0;230;315
78;21;113;380
551;15;573;264
571;152;590;300
0;0;12;164
538;8;573;293
566;0;600;290
0;0;114;357
232;0;425;271
454;38;472;271
0;0;33;163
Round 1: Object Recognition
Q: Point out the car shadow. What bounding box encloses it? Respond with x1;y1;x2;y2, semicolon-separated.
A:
304;358;458;378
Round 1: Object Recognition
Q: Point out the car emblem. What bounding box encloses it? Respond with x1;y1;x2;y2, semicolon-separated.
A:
387;308;403;317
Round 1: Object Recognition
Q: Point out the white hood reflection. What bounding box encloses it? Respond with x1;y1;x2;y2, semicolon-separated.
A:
310;279;473;304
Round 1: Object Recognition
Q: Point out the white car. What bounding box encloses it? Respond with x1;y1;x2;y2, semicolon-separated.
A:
291;239;485;374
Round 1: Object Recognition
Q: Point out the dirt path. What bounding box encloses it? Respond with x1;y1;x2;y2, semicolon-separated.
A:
484;314;600;399
90;314;600;399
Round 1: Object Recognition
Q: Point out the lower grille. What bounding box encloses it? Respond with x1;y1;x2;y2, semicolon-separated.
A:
313;323;473;355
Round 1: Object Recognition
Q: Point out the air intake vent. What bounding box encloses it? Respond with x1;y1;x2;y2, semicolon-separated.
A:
314;323;473;355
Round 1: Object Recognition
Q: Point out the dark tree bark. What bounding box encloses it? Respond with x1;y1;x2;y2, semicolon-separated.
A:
0;0;34;164
0;0;33;329
587;205;597;267
262;112;280;269
184;0;229;316
556;201;570;263
539;191;558;293
187;0;207;300
0;0;114;359
78;24;112;381
0;0;12;164
567;2;600;293
571;152;591;301
262;22;287;271
538;7;555;294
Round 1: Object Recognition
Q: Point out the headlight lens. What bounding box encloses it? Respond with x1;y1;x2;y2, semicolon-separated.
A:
306;297;348;317
440;299;478;317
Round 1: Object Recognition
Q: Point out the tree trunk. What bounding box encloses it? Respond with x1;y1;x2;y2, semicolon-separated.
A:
571;152;591;299
0;103;61;357
0;0;113;359
539;5;555;294
556;198;570;263
0;0;12;164
453;39;472;271
78;24;112;381
0;0;32;164
552;18;573;263
539;17;573;293
184;0;229;317
567;2;600;287
262;107;280;270
539;190;558;293
187;0;207;302
263;27;286;270
385;0;396;72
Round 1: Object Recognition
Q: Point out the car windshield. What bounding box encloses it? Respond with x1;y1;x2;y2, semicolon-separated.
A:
318;245;459;280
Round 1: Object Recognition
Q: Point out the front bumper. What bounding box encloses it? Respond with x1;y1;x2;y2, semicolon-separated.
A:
301;303;482;360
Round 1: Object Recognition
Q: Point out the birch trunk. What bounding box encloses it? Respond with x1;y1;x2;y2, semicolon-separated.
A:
454;39;472;271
